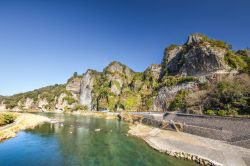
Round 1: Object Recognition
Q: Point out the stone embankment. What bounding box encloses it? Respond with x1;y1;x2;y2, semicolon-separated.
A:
128;123;250;166
119;112;250;166
128;112;250;149
163;112;250;149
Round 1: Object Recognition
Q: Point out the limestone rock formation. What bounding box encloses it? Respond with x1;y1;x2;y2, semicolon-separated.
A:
186;33;203;45
0;101;6;111
144;64;162;81
161;34;230;76
66;76;82;94
38;98;49;112
23;98;35;110
104;61;134;85
79;69;97;110
2;34;249;115
152;82;198;112
55;93;69;111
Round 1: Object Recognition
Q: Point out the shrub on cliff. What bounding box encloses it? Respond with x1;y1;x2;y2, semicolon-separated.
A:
203;76;250;115
224;51;250;74
4;84;71;110
160;76;197;88
201;34;232;49
63;96;76;105
168;90;187;111
4;100;18;109
204;109;238;116
71;104;88;112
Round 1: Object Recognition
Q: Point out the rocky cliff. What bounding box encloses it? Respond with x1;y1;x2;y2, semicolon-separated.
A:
161;34;231;76
1;34;249;116
79;69;98;109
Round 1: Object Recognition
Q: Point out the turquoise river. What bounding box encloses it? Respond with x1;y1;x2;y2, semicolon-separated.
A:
0;113;198;166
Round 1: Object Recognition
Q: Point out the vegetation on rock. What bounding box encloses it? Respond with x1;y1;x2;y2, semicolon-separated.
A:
224;51;249;73
201;34;232;49
3;84;72;111
202;76;250;116
1;34;250;117
160;76;197;88
168;90;187;111
63;96;77;105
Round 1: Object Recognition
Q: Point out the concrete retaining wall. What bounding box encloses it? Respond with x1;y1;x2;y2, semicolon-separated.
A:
164;113;250;149
138;112;250;149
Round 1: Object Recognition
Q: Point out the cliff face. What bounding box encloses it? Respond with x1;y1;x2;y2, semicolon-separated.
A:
161;34;230;77
79;70;97;110
1;34;249;115
66;76;82;94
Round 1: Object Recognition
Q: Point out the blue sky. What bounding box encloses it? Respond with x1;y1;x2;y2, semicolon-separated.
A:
0;0;249;96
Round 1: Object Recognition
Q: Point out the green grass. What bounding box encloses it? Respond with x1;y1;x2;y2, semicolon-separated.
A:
224;51;247;70
160;76;197;88
200;34;232;49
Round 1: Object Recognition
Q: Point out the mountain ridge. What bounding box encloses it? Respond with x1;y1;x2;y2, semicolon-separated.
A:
1;34;249;116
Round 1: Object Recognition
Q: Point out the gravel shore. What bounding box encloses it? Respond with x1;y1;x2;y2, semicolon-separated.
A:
0;113;50;141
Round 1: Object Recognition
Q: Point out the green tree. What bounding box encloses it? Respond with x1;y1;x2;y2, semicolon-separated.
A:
73;72;78;77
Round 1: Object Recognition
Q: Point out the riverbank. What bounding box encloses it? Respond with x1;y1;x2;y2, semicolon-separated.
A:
128;123;250;166
0;113;50;142
3;111;250;166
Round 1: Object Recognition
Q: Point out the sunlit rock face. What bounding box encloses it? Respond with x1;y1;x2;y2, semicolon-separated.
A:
66;77;82;94
0;101;6;111
161;34;230;77
38;98;48;112
23;98;35;110
179;46;228;76
55;93;67;111
2;34;249;114
79;70;96;110
186;33;204;45
152;82;198;112
104;61;135;95
144;64;162;81
162;46;183;76
104;61;134;84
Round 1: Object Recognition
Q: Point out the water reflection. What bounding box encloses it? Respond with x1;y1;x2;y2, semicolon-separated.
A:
0;113;198;166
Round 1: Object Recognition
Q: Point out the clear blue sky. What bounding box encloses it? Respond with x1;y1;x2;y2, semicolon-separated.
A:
0;0;249;96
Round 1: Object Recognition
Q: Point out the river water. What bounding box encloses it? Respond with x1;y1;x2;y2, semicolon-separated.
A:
0;113;197;166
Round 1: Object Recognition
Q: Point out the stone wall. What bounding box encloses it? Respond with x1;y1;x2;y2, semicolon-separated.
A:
141;118;162;128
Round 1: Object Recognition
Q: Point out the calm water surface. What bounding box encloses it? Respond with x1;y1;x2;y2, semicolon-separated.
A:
0;113;198;166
